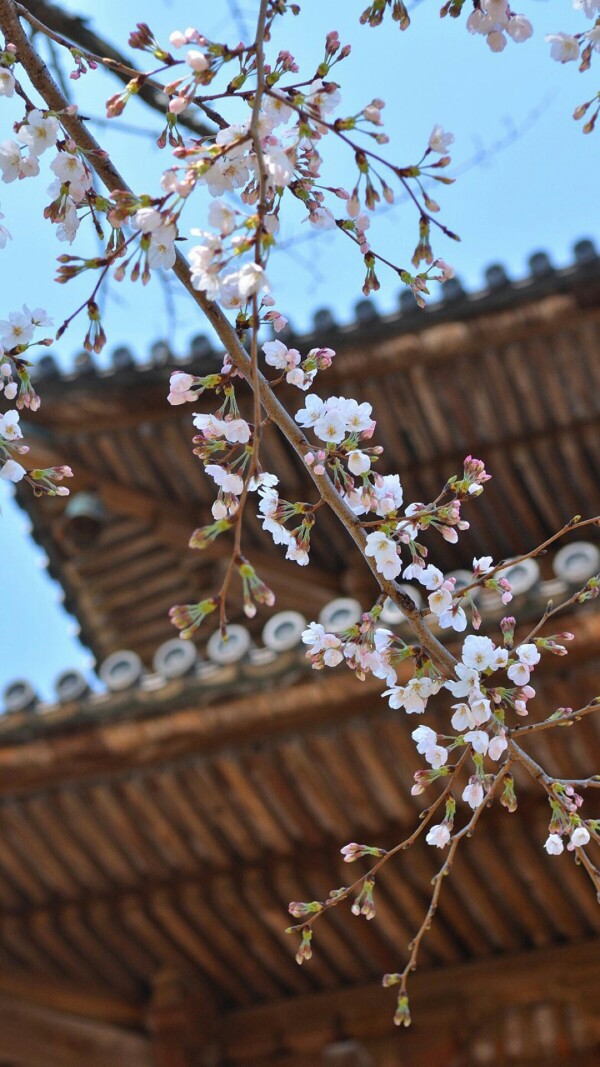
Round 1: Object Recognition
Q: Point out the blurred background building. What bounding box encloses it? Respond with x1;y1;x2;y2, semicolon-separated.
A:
0;245;598;1065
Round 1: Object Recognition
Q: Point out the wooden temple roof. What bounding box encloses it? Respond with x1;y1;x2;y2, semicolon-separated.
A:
0;610;598;1065
16;239;600;665
0;244;599;1065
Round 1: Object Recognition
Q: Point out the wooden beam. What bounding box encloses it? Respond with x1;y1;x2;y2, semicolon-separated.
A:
220;938;600;1062
0;992;151;1067
23;431;340;599
147;971;195;1067
322;296;600;380
322;1041;373;1067
0;969;142;1026
0;610;597;793
0;670;389;795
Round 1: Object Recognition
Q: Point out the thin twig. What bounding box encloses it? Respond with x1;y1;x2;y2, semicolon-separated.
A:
397;759;513;995
454;515;600;601
511;700;600;738
288;746;472;936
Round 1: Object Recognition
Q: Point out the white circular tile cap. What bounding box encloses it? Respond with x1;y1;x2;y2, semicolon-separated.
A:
153;638;198;679
318;598;362;632
447;569;482;602
54;669;90;702
380;586;423;624
553;541;600;584
206;624;252;664
99;650;144;692
3;679;38;713
501;558;540;596
262;611;307;652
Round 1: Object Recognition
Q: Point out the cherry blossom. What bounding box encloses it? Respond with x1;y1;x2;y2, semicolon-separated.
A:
0;139;39;182
462;779;485;809
365;531;402;580
0;458;26;481
544;834;565;855
570;826;591;847
0;203;10;248
0;68;15;96
147;224;177;270
0;409;21;440
426;824;451;848
0;311;34;347
17;109;59;156
428;125;454;154
546;32;580;62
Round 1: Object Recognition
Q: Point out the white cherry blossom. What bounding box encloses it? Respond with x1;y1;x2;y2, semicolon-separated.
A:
222;418;251;444
462;779;485;809
205;464;244;495
373;474;403;515
488;733;508;760
0;70;15;96
428;124;454;154
295;394;325;428
485;29;507;51
0;311;34;347
347;450;371;476
133;206;163;232
204;155;250;196
546;32;580;62
186;49;209;72
168;372;196;405
544;834;564;855
571;826;591;847
515;643;541;667
313;407;347;444
461;635;497;672
428;587;453;616
412;725;437;754
416;565;444;590
0;458;26;482
573;0;600;16
236;262;268;299
464;730;489;755
0;409;22;440
507;15;533;42
438;604;468;631
507;661;531;686
148;224;177;269
0;140;34;183
445;664;484;701
50;152;88;193
426;824;451;848
207;199;236;235
365;531;401;580
17;110;59;156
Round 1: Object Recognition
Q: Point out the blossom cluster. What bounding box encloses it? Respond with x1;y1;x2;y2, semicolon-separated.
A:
300;601;591;856
467;0;533;53
0;105;94;244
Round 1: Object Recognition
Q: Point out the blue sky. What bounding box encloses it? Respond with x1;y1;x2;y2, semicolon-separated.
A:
1;0;598;702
